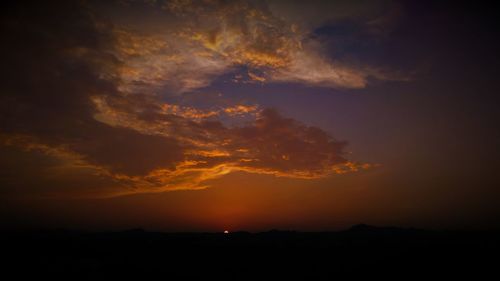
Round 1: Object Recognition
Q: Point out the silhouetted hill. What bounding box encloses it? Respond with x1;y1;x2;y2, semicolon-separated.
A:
348;223;405;232
2;225;499;280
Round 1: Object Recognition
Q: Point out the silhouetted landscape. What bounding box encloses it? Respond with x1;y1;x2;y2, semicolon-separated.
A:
3;225;498;280
2;1;500;279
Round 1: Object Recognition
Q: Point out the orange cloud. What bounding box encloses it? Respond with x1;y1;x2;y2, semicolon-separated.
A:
0;0;377;199
2;99;372;198
86;96;373;195
101;0;402;93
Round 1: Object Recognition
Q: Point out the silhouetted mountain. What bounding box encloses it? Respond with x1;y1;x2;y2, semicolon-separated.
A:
2;226;498;280
346;223;422;234
121;227;146;234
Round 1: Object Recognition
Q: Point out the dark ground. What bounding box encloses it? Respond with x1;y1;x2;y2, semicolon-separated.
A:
2;225;498;280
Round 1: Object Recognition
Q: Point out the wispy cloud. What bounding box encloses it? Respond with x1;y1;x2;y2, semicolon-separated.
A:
102;0;402;93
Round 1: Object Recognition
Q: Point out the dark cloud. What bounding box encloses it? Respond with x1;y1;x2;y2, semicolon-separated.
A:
0;1;183;181
1;0;116;133
225;109;349;176
70;124;183;176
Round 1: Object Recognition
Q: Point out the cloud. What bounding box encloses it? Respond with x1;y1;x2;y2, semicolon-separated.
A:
270;50;369;88
83;98;371;195
112;28;231;94
267;0;395;29
95;0;402;92
0;0;376;198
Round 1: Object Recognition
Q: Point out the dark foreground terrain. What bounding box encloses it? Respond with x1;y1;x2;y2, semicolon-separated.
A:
2;225;499;280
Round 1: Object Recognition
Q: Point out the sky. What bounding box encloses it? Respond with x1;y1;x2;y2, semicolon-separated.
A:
1;0;499;231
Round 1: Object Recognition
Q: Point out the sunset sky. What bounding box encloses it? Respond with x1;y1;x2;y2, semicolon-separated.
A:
1;0;499;231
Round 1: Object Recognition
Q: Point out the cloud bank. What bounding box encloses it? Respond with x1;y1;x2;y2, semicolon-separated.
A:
0;0;387;197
